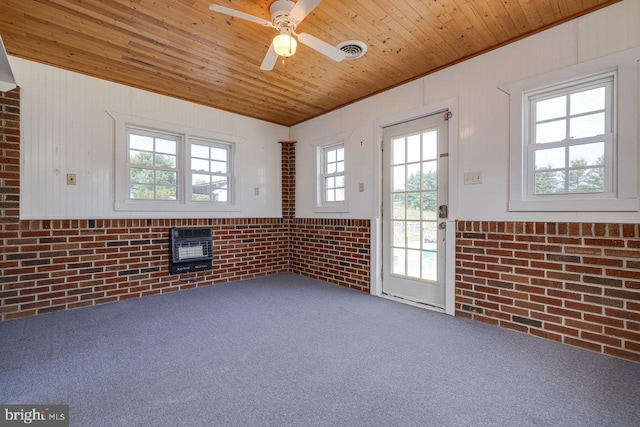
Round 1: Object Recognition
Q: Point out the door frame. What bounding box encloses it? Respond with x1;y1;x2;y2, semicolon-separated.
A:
371;98;459;315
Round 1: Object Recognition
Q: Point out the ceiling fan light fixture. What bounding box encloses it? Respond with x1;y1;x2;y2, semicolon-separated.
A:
273;33;297;57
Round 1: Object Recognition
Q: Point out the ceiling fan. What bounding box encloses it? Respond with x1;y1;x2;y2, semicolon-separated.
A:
209;0;347;71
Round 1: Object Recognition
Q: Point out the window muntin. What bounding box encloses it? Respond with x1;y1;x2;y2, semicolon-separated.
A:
127;129;179;201
526;73;614;196
190;140;232;203
322;144;345;203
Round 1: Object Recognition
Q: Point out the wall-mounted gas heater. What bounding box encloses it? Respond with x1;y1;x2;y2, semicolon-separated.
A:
170;227;213;275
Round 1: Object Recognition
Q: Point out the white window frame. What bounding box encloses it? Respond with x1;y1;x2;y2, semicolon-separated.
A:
503;47;639;212
525;72;615;197
322;142;345;202
110;112;243;212
126;126;182;204
188;138;234;204
311;131;352;213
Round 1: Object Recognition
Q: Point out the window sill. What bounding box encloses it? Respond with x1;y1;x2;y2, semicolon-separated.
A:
509;197;638;212
115;200;241;212
313;203;351;214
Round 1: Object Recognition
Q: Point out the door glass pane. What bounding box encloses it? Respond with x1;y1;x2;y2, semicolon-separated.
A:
406;163;420;189
407;221;421;249
422;161;437;190
422;191;437;220
407;134;420;161
393;221;405;246
393;248;405;275
422;251;437;281
393;193;405;219
407;250;420;278
422;222;438;251
393;166;405;191
422;130;437;160
392;138;405;165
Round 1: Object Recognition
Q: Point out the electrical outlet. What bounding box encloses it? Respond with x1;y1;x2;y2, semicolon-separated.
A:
463;171;482;185
67;173;77;185
254;187;259;196
359;182;364;192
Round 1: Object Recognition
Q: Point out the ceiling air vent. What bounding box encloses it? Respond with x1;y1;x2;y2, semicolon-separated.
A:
336;40;367;60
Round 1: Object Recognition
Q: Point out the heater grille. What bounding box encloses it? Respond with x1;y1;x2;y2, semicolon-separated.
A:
170;227;213;274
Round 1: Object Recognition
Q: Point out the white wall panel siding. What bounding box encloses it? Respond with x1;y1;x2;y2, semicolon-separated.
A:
291;0;640;222
577;0;640;62
14;57;288;219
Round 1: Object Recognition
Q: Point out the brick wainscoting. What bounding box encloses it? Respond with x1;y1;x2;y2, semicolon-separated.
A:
456;221;640;363
290;218;371;292
0;219;287;320
0;89;371;322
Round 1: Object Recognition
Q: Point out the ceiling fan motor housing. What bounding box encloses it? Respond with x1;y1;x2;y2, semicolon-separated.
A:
270;0;298;32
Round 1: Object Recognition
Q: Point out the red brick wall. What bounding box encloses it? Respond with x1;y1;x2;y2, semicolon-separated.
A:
0;218;288;321
456;220;640;363
290;218;371;292
0;91;371;322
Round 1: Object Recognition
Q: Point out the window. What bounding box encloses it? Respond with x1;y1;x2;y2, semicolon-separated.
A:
322;143;345;203
190;140;232;203
112;112;241;212
526;73;613;196
311;132;352;213
505;48;639;212
128;128;180;201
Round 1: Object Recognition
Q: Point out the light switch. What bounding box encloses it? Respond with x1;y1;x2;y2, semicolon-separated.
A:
463;172;482;185
67;173;77;185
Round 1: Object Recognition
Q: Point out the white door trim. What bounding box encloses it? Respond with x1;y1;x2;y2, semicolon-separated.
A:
371;98;459;316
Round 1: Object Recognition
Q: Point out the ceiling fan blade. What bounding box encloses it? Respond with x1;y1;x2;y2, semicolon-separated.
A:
260;42;278;71
289;0;322;23
209;4;273;27
297;33;346;62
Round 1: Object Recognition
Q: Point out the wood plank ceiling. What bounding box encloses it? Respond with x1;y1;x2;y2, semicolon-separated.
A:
0;0;621;126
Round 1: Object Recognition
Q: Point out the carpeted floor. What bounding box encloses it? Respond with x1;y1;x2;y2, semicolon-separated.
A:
1;273;639;426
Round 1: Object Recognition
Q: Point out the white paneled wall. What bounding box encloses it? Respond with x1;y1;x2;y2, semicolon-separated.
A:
290;0;640;222
14;58;288;219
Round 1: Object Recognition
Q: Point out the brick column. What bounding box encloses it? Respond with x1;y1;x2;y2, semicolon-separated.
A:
279;141;296;222
279;141;296;272
0;87;20;224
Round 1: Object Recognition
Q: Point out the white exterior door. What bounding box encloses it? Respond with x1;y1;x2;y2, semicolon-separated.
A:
382;112;449;308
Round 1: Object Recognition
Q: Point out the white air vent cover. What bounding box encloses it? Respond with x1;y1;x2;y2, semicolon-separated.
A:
336;40;367;60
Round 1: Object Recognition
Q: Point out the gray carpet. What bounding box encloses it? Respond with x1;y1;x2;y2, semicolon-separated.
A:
1;273;639;426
